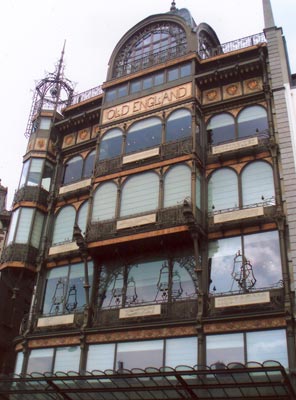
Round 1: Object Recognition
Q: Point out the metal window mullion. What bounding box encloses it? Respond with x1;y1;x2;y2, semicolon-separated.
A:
62;265;71;314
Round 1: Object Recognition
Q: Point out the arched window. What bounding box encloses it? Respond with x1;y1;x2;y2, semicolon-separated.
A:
242;161;275;206
120;172;159;217
207;113;235;145
164;164;191;208
208;168;238;212
83;150;95;179
238;105;268;138
92;182;117;221
99;129;123;160
52;206;76;245
77;201;88;235
63;156;83;185
166;109;192;142
126;117;162;154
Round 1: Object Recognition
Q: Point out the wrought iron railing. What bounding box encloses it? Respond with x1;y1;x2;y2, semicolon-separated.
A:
208;197;276;217
0;243;39;265
69;85;103;106
13;186;49;207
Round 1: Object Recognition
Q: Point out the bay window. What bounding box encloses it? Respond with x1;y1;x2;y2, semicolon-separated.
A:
19;158;53;191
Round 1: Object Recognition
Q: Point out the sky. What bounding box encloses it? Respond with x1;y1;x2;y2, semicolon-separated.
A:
0;0;295;207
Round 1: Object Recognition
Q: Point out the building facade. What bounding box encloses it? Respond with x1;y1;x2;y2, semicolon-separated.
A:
1;0;296;398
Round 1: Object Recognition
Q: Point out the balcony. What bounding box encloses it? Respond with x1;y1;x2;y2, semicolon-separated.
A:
13;186;49;208
1;243;39;267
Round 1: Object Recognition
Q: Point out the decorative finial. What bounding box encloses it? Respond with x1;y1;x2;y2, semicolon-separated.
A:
170;1;176;11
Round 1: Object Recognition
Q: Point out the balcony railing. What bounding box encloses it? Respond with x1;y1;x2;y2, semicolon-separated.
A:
69;86;103;107
13;186;49;207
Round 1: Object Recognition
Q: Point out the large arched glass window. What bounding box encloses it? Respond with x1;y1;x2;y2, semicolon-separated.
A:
238;105;268;138
126;117;162;154
164;164;191;208
113;22;187;78
83;150;95;179
207;113;235;145
52;206;76;245
120;172;159;217
242;161;275;206
166;109;192;142
208;168;238;212
63;156;83;185
92;182;117;221
99;129;123;161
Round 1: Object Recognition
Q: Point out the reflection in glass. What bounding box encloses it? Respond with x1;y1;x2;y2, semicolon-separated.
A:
83;150;95;179
87;344;116;371
166;337;197;367
116;340;163;370
63;156;83;185
207;113;235;145
52;206;76;245
166;109;192;142
27;348;54;374
54;346;80;372
207;333;244;366
238;105;268;138
164;164;191;208
126;117;162;154
99;129;123;160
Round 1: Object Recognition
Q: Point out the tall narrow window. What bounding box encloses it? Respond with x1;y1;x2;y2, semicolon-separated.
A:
208;168;238;212
77;201;88;235
120;172;159;217
126;118;162;154
52;206;76;245
99;129;123;160
83;150;95;178
92;182;117;221
164;164;191;208
166;109;192;142
242;161;275;206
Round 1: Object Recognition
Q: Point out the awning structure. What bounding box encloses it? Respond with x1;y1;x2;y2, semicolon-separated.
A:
0;362;295;400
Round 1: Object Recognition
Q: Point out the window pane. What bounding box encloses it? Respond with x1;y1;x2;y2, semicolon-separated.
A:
207;333;244;367
244;231;282;288
77;201;88;235
27;158;43;186
52;206;76;245
164;164;191;208
27;348;54;374
180;63;191;77
83;150;95;178
166;337;197;367
120;172;159;217
14;352;24;375
126;117;162;154
173;260;196;300
118;84;128;98
238;106;268;138
31;211;44;248
39;117;51;130
19;160;30;188
168;67;178;81
54;346;80;373
101;266;125;309
166;109;192;142
42;266;68;315
6;209;20;245
15;208;34;244
242;161;275;206
208;168;238;211
154;72;164;86
207;113;235;145
99;129;123;160
127;260;164;305
247;330;288;367
143;76;153;89
41;161;53;191
67;262;93;312
116;340;163;370
92;182;117;221
63;156;83;185
196;173;201;209
209;236;242;293
131;80;142;93
87;344;115;372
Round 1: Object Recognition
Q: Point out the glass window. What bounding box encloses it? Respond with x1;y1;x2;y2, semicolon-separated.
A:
168;67;178;81
238;105;268;138
39;117;51;130
54;346;80;373
208;168;238;212
99;129;123;160
27;159;43;186
196;173;201;210
87;344;116;372
77;201;88;235
101;266;125;309
180;63;191;77
166;109;192;142
63;156;83;185
166;337;197;367
118;84;128;98
207;333;244;367
52;206;76;245
116;340;163;370
155;72;164;85
242;161;275;206
83;150;95;179
120;172;159;217
207;113;236;145
15;208;34;244
247;330;288;367
105;89;116;102
19;160;30;188
143;76;153;89
164;164;191;208
41;161;53;191
14;352;24;375
42;262;93;315
6;209;20;245
209;231;282;294
27;348;54;374
131;80;141;93
31;211;44;248
173;260;196;300
92;182;117;222
126;117;162;154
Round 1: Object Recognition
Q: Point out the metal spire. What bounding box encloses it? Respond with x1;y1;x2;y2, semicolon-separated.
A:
262;0;275;29
170;1;177;11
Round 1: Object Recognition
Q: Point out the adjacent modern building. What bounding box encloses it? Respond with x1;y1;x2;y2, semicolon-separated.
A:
1;0;296;398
